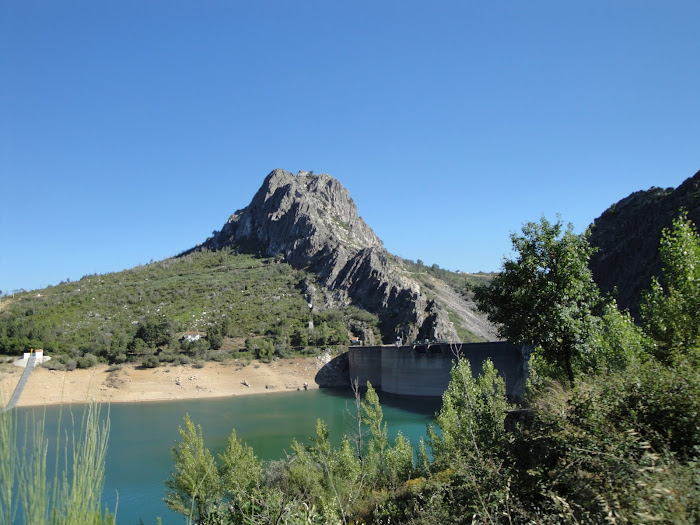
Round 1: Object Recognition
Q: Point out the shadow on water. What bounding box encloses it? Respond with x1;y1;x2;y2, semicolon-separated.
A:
318;387;442;417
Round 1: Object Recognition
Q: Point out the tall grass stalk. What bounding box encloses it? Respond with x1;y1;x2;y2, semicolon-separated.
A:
19;409;49;524
0;401;19;524
0;398;114;525
54;404;112;524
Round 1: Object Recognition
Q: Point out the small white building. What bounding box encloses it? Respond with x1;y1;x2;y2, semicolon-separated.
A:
14;349;51;368
181;331;203;343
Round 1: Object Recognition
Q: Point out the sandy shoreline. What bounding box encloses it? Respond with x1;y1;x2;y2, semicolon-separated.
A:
0;356;326;407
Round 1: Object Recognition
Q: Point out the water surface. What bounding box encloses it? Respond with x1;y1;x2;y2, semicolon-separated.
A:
18;388;440;524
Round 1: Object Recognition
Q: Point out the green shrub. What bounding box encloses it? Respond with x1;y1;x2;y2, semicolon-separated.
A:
173;355;191;366
255;339;274;362
157;351;176;363
605;358;700;460
507;365;700;523
141;355;159;368
77;353;99;369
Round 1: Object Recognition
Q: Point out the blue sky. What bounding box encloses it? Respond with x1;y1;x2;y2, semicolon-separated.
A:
2;1;699;293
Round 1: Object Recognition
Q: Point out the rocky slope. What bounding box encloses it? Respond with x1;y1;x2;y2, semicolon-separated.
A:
415;272;499;342
588;169;700;317
195;169;495;343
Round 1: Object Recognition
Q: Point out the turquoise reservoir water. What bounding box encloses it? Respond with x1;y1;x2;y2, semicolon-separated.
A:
16;389;440;525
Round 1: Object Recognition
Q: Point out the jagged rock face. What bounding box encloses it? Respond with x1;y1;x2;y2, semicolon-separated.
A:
589;169;700;318
209;170;383;283
202;169;462;342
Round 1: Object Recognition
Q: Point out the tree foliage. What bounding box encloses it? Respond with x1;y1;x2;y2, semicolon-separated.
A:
134;315;171;348
429;358;511;469
475;216;604;385
583;299;652;374
641;211;700;361
164;415;221;522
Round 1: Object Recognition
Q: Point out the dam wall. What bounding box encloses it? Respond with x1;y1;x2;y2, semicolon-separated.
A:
347;345;382;387
347;342;527;397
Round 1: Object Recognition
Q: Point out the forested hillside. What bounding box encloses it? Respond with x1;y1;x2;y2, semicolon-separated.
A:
0;250;376;368
0;248;489;369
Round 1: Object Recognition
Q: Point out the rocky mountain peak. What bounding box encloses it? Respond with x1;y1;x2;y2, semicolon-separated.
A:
207;169;382;278
195;169;494;343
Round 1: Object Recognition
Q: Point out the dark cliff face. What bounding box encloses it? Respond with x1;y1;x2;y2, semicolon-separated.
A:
198;169;482;343
588;169;700;317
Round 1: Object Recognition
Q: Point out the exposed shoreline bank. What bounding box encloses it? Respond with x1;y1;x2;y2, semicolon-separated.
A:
0;356;325;407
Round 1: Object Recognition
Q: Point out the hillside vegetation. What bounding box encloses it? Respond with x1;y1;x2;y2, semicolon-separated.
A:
0;249;373;368
400;259;497;342
0;249;488;369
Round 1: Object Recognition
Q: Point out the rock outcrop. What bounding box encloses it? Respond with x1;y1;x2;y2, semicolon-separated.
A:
588;169;700;317
196;169;493;342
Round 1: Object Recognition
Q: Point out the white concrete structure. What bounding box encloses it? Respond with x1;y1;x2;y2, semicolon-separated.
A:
14;349;51;368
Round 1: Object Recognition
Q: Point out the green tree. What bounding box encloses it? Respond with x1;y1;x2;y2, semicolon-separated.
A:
134;315;170;348
183;338;210;359
256;338;274;361
218;429;263;514
423;358;513;523
640;211;700;361
107;332;128;362
244;337;257;353
206;325;224;350
313;322;332;347
290;323;309;347
164;415;222;522
128;337;149;356
587;300;651;372
474;216;603;386
286;420;363;523
428;359;511;470
220;316;233;338
361;383;387;485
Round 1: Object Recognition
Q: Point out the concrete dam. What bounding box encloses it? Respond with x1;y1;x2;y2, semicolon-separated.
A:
346;342;529;398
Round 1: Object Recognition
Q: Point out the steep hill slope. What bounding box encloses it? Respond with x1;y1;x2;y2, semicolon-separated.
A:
589;169;700;317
